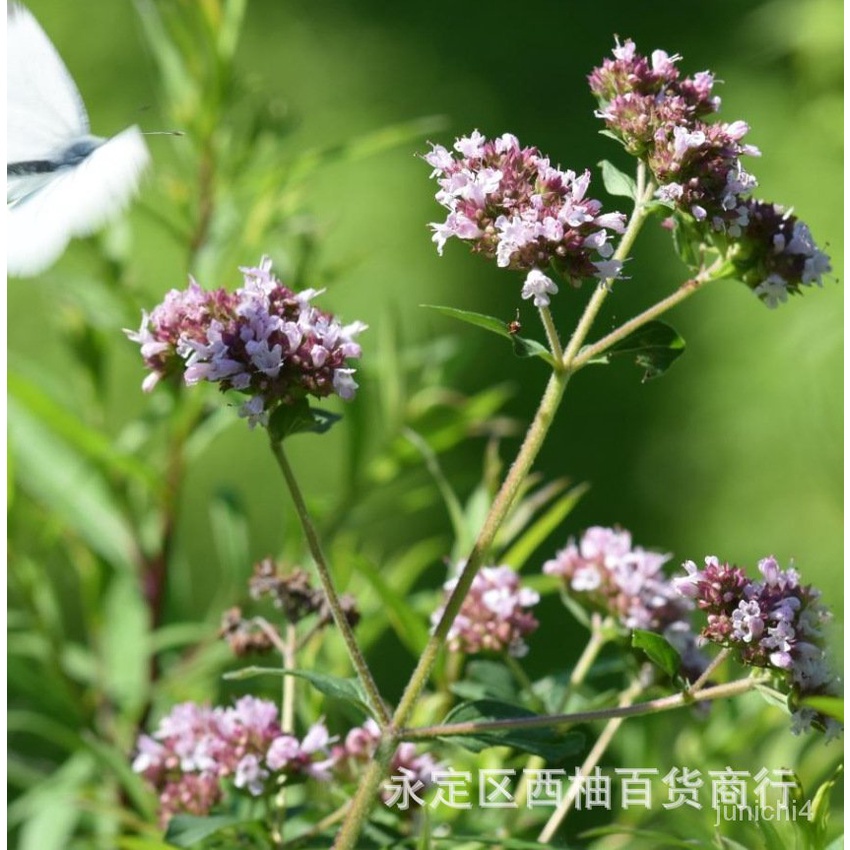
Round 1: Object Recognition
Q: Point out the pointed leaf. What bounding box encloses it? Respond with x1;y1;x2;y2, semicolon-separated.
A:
593;320;686;381
223;668;372;716
8;401;137;571
349;554;431;656
165;814;259;848
599;159;637;200
800;694;843;722
438;699;583;760
450;660;520;705
423;305;556;366
268;398;341;442
631;629;680;679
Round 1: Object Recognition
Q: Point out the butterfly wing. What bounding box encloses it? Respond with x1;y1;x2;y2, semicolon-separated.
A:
7;127;151;277
7;4;90;164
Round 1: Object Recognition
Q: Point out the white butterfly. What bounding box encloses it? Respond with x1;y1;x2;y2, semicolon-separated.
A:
6;4;151;277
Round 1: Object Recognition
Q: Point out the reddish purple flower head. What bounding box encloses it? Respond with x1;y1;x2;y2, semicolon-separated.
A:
425;131;626;302
675;555;841;736
127;257;366;428
132;697;337;825
433;564;540;658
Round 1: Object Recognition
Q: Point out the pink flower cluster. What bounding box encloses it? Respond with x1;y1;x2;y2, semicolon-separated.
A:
132;697;334;825
589;40;831;306
425;131;626;304
433;564;540;658
675;556;841;736
544;526;691;634
127;257;366;427
589;38;760;237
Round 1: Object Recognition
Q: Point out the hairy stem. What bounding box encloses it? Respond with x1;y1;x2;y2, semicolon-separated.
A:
332;165;659;850
571;257;726;371
404;676;766;740
392;368;570;729
538;305;564;363
269;439;390;727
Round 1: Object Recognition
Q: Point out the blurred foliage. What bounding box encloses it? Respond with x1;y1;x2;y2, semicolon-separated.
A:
7;0;842;848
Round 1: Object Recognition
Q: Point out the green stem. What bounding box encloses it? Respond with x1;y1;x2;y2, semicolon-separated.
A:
538;676;645;842
571;257;725;371
568;613;611;688
538;305;564;363
282;624;297;733
269;439;390;727
332;166;659;850
392;368;570;730
403;676;766;740
561;167;655;368
511;613;611;812
688;647;731;694
332;737;398;850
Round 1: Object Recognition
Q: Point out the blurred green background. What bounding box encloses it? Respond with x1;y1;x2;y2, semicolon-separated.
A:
8;0;843;847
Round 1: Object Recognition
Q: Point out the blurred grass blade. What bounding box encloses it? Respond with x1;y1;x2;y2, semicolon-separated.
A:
134;0;196;116
403;427;469;552
500;483;589;569
9;371;160;492
9;751;95;849
208;490;251;611
102;574;151;716
350;554;431;655
9;401;138;572
287;115;448;182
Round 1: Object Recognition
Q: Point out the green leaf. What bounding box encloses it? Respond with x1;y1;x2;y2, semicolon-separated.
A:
823;837;844;850
10;752;95;849
631;629;681;679
102;574;151;715
223;667;372;716
435;838;581;850
670;214;704;270
598;128;626;146
349;553;431;656
267;398;342;442
287;115;448;181
450;661;521;705
599;159;637;200
438;699;583;760
581;825;712;849
8;401;137;571
810;766;842;848
402;427;469;553
164;814;259;848
800;694;844;722
592;320;686;381
754;682;791;714
422;305;556;366
755;816;786;850
8;372;159;491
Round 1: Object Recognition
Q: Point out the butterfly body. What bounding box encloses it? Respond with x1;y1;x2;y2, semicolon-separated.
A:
6;4;150;277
